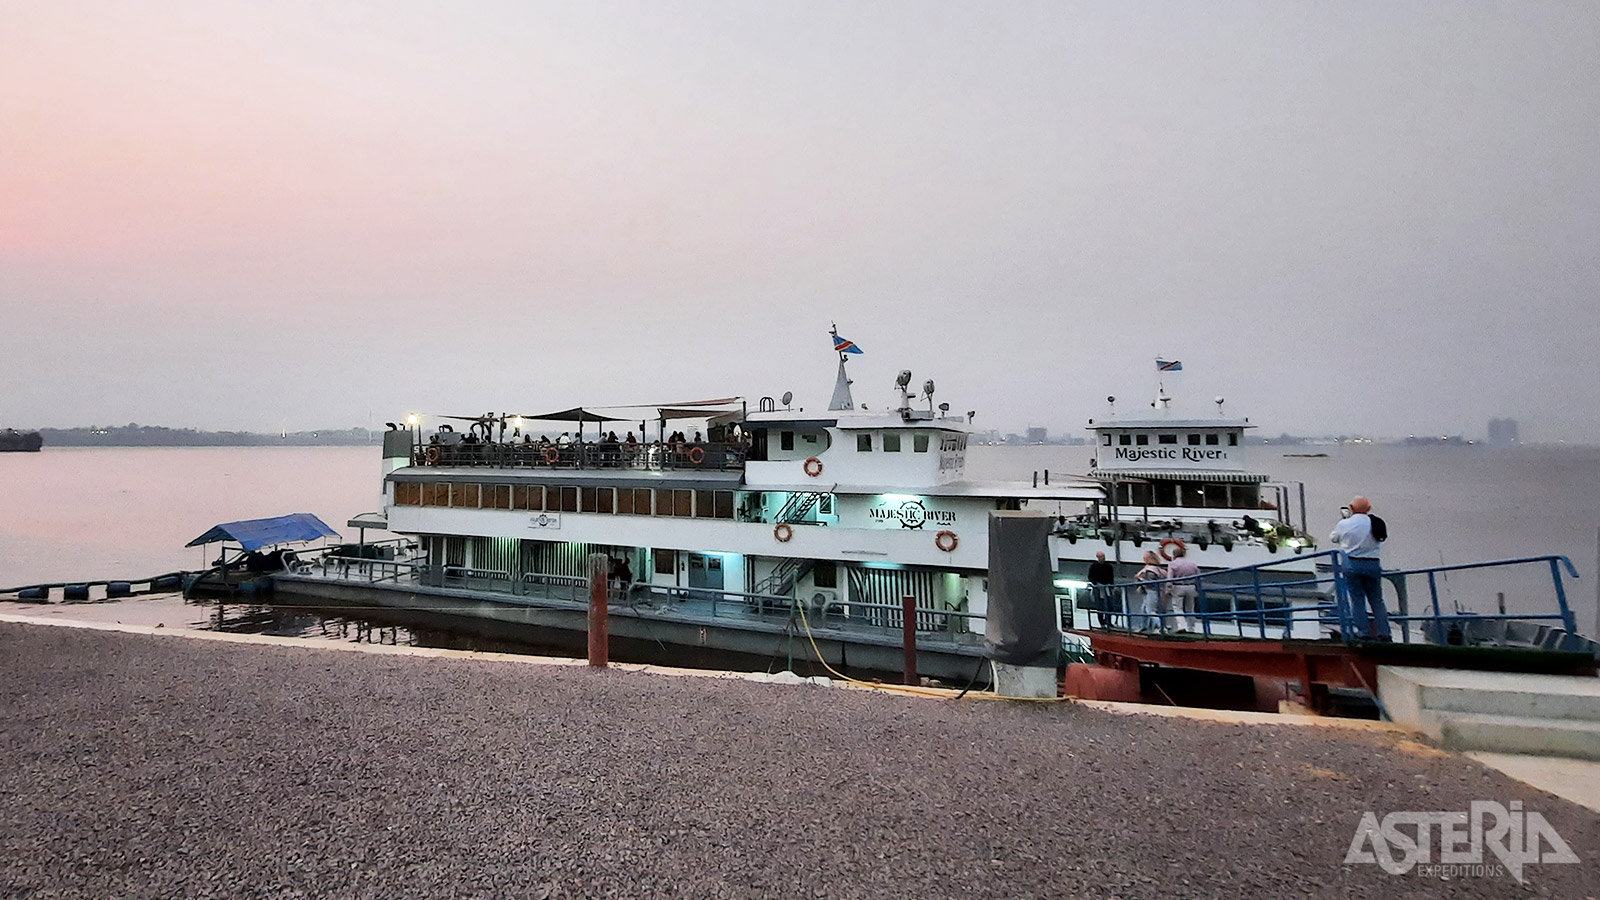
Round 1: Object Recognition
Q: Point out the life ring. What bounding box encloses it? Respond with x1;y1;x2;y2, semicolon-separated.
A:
1159;538;1186;561
935;530;958;552
687;446;705;464
543;447;560;465
774;523;793;543
424;446;440;464
803;457;823;478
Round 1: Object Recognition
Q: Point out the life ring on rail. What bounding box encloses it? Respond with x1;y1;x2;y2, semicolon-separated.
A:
424;446;440;464
1159;538;1186;561
774;523;794;543
543;447;560;465
935;530;959;553
803;457;824;478
687;446;705;465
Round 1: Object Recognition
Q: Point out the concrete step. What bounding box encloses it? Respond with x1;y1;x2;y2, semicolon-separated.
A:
1435;713;1600;761
1379;666;1600;726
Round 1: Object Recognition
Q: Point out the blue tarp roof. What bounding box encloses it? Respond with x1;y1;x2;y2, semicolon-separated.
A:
185;513;340;551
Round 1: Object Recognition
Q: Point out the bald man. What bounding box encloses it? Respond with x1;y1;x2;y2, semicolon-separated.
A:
1330;496;1391;640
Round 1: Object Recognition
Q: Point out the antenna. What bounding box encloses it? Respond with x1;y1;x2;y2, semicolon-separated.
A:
1215;396;1225;415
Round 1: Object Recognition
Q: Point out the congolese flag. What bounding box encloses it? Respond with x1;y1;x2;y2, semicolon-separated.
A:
1156;358;1182;371
833;333;864;354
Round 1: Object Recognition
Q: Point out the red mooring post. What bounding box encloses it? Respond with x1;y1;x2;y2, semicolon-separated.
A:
902;594;918;685
587;553;609;667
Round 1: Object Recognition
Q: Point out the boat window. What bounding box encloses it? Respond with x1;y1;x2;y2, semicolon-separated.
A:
694;490;714;519
1153;481;1177;506
655;549;675;575
883;433;901;452
529;485;546;511
857;434;873;452
714;491;735;519
1228;432;1238;446
813;560;837;589
803;433;818;444
818;494;835;515
1206;433;1220;446
1101;434;1111;446
451;483;481;508
1158;434;1177;445
1181;484;1207;508
1135;434;1148;446
394;482;421;506
485;484;511;510
580;487;597;512
913;433;929;452
780;431;795;451
615;487;635;515
596;488;615;514
673;489;694;517
1187;434;1201;446
1118;434;1131;446
634;488;654;515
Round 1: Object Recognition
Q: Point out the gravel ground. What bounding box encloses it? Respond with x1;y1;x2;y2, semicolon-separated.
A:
0;622;1594;900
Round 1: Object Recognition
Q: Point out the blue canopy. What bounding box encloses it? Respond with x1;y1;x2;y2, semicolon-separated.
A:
185;513;340;551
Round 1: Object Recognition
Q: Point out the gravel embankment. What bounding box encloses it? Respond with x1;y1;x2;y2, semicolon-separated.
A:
0;622;1594;899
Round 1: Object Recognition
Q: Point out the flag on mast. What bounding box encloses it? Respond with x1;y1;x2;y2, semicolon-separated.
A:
1156;358;1182;371
833;333;864;354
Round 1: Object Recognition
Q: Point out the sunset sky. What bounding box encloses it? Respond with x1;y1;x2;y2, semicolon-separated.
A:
3;2;1598;440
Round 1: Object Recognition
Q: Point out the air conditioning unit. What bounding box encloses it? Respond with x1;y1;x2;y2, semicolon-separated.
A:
811;589;845;618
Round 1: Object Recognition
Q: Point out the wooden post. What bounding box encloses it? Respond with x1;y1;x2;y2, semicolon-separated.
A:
588;553;609;667
902;594;918;685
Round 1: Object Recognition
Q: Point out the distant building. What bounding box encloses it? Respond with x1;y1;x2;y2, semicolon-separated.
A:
1025;427;1048;444
1487;418;1519;446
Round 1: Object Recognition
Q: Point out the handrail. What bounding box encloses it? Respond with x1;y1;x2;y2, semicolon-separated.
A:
1381;554;1581;580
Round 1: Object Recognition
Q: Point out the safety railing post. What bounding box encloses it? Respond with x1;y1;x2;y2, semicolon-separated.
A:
1427;571;1443;634
1550;558;1577;634
587;553;609;667
902;595;918;686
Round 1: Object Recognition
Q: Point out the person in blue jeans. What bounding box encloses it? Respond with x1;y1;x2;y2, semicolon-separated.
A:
1329;496;1391;640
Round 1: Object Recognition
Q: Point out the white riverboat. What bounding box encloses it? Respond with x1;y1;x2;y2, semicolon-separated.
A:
1050;384;1321;586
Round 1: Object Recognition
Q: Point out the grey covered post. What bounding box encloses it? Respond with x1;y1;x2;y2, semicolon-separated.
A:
985;510;1059;698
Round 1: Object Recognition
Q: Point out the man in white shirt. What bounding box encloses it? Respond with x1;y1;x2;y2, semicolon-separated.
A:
1329;496;1390;640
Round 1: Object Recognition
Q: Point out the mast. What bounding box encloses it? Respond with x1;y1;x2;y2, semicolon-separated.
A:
828;323;855;411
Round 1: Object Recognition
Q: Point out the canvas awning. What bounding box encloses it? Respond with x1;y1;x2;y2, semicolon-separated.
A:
185;513;340;551
514;407;631;423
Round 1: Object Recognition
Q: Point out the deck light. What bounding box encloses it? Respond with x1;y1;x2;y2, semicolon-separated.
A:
405;413;419;427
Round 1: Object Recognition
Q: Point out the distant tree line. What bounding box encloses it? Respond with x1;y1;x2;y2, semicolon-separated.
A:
35;425;381;447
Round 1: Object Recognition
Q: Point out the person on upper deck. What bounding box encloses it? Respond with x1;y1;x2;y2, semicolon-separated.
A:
1164;544;1200;633
624;431;637;444
1329;496;1390;640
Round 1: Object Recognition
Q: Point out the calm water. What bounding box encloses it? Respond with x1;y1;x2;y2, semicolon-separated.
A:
2;443;1597;628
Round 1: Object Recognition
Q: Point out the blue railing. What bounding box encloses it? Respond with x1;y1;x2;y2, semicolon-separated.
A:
1095;550;1582;646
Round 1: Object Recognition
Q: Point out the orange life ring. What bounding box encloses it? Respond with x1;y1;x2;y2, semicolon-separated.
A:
935;530;958;552
687;446;705;464
424;446;440;464
543;447;560;465
1160;538;1186;561
803;457;823;478
774;523;793;543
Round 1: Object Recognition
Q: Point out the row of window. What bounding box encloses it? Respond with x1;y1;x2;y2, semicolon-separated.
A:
1103;432;1239;447
1113;481;1262;509
394;482;737;519
854;431;960;453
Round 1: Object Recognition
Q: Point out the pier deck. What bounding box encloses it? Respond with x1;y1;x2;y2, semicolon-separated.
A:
1;620;1595;899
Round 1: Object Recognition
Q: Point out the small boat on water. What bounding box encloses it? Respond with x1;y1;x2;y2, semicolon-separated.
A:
0;429;42;452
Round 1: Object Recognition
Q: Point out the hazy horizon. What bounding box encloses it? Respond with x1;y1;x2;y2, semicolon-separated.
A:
4;2;1597;441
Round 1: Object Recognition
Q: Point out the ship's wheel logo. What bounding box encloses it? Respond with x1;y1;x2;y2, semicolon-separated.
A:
896;500;928;530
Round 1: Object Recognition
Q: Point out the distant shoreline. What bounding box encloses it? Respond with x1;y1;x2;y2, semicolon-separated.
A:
26;427;379;448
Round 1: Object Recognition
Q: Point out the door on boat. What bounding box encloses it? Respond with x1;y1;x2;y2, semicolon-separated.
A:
687;553;724;591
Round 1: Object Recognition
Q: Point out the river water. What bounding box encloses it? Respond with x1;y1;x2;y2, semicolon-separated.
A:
2;443;1597;630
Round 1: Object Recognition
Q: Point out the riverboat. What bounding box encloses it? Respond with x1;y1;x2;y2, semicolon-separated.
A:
276;333;1113;681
